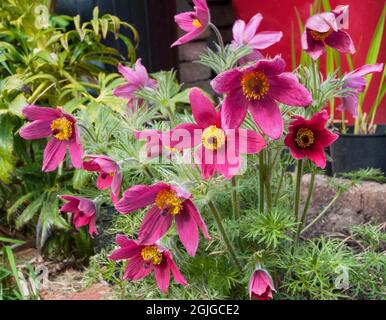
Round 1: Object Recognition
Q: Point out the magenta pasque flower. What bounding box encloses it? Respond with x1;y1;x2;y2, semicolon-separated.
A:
232;13;282;64
115;182;210;257
109;235;187;294
114;59;157;109
302;5;355;60
167;88;267;179
211;56;312;139
82;155;122;203
59;195;97;236
338;63;384;117
19;105;83;172
171;0;210;47
249;268;276;300
284;110;338;168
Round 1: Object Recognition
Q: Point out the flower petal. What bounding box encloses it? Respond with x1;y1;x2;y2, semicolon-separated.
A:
154;260;171;294
249;97;283;140
248;31;283;50
22;105;61;121
138;206;173;245
232;19;246;43
244;13;263;41
164;250;188;285
211;68;242;94
189;88;218;128
174;11;196;32
42;138;67;172
19;120;52;140
234;129;267;154
183;199;210;239
171;27;205;47
175;208;199;256
221;89;248;129
269;72;312;107
194;145;216;179
69;140;83;170
96;173;113;190
123;255;153;280
255;56;286;76
325;30;355;54
115;183;169;214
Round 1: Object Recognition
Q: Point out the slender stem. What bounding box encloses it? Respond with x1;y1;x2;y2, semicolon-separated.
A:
209;23;225;52
207;199;242;271
165;104;176;127
301;192;341;234
28;81;48;104
231;177;240;220
341;111;347;134
258;151;265;213
264;150;272;212
294;170;316;244
274;166;285;206
294;159;303;223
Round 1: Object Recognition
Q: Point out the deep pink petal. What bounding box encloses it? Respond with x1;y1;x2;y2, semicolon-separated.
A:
304;146;327;169
171;27;205;47
284;132;306;160
138;206;173;245
215;147;241;179
165;123;202;149
337;95;358;117
302;30;326;60
42;138;68;172
154;261;171;294
22;105;61;121
325;30;355;54
174;11;196;32
183;199;210;239
19;120;52;140
210;68;242;94
109;239;141;260
221;89;248;130
175;209;199;256
269;72;312;107
255;56;286;76
189;88;218;128
115;234;139;248
69;141;83;170
316;129;338;148
308;109;329;131
305;12;337;32
194;145;216;179
234;129;267;154
124;255;153;280
350;63;384;78
110;172;122;203
115;183;169;214
87;215;98;236
113;84;137;98
78;198;95;217
249;97;283;140
164;251;188;285
96;173;113;190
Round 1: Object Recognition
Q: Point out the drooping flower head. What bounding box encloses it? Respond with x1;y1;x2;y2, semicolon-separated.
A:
249;267;276;300
59;195;97;236
19;105;83;172
211;56;312;139
284;110;338;168
109;235;187;294
115;182;210;257
232;13;283;64
171;0;210;47
114;59;157;109
82;155;122;203
338;63;384;117
302;5;355;60
167;88;267;179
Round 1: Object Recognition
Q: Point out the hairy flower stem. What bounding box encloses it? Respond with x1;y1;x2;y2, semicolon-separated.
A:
165;104;176;127
294;170;316;244
209;23;225;53
207;199;242;271
231;176;243;250
274;166;285;206
293;159;303;223
258;151;265;213
264;151;273;212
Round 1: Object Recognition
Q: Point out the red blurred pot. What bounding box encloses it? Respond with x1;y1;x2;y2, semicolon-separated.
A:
232;0;385;125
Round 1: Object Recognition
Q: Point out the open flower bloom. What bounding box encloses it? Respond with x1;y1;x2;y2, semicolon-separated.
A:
19;105;83;172
302;5;355;60
284;110;338;168
114;59;157;109
109;235;187;294
232;13;282;64
59;195;97;236
115;182;210;256
338;63;384;117
167;88;267;179
171;0;210;47
249;268;276;300
211;56;312;139
82;155;122;203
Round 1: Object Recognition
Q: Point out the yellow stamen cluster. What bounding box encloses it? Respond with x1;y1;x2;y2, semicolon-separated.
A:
155;189;183;216
295;128;315;149
141;245;163;265
310;29;333;41
201;125;226;150
192;19;202;28
50;117;73;141
241;71;270;101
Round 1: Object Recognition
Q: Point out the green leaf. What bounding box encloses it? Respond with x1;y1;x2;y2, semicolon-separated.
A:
16;195;44;229
4;246;25;299
7;191;36;222
91;6;100;35
0;113;16;183
8;93;27;116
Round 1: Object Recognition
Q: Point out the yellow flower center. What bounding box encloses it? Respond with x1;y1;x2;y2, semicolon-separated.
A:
140;245;163;265
50;117;73;141
192;19;202;28
155;189;183;216
241;71;270;101
310;29;333;41
201;125;226;150
295;128;315;148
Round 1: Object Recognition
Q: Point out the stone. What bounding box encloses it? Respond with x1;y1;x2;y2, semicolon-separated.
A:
300;174;386;237
179;62;212;82
178;41;208;62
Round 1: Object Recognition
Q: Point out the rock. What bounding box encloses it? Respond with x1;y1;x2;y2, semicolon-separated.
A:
178;41;208;62
179;62;212;82
300;174;386;237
